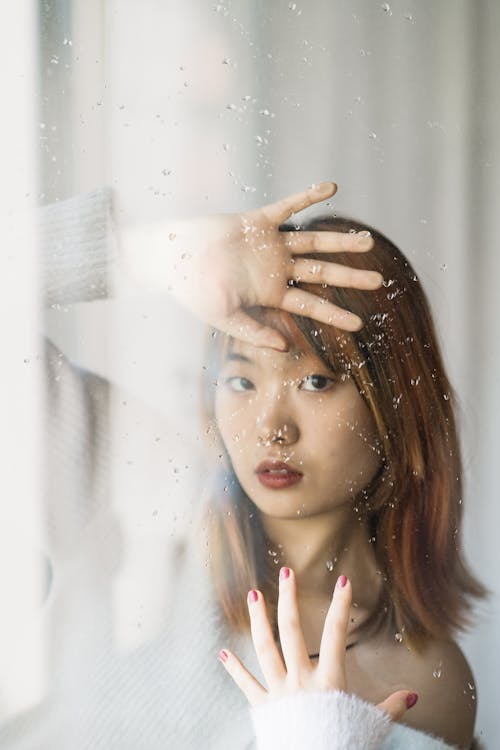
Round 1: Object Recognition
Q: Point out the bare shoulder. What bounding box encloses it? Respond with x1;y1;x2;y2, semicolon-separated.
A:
400;637;477;749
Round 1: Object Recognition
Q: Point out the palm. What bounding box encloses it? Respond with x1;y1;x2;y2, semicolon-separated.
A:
198;183;383;350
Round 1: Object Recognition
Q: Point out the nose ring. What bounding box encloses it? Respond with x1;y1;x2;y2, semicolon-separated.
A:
257;427;287;447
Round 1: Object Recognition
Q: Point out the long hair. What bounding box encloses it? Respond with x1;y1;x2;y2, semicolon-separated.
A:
197;214;486;651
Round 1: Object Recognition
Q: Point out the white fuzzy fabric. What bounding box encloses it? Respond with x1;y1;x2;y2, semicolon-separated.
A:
251;690;391;750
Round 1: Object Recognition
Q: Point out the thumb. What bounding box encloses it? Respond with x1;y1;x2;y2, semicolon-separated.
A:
377;690;419;722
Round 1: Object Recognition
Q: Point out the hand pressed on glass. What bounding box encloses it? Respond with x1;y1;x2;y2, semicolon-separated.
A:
123;182;385;351
218;567;418;723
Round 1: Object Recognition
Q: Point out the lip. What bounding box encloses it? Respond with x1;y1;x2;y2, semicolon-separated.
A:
255;460;303;490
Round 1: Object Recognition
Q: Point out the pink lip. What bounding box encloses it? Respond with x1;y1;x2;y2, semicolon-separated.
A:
255;460;303;490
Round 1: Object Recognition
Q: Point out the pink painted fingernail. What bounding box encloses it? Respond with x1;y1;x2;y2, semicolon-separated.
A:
248;589;258;604
406;693;418;709
336;575;347;589
279;567;290;580
218;649;229;663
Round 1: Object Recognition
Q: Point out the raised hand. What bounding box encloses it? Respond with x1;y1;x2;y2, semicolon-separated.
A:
121;182;383;350
218;567;417;723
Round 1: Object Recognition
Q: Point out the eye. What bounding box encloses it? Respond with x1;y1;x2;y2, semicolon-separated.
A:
224;376;255;392
299;374;336;392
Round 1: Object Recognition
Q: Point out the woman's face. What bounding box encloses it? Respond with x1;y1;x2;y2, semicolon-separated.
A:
214;337;383;520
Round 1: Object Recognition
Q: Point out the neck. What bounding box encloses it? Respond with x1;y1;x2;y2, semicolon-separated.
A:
259;503;382;611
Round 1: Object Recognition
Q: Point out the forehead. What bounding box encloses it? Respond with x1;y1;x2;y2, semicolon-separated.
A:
223;338;320;368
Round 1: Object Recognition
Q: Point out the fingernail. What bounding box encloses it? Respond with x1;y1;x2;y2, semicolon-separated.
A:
369;272;383;286
336;575;347;589
248;589;259;604
357;236;373;248
218;649;229;663
279;567;290;580
406;693;418;709
272;340;289;353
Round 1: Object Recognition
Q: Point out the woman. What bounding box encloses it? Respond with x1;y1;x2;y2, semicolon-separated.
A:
0;183;483;748
201;213;485;748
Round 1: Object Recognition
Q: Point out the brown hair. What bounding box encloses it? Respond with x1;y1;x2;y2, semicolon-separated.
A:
197;214;486;650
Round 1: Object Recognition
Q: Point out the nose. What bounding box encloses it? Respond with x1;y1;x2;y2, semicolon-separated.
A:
256;401;299;448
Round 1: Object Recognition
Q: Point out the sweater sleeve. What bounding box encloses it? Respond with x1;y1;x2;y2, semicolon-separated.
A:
249;690;391;750
40;187;116;308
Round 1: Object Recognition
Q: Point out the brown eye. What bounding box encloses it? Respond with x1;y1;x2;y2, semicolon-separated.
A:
299;374;335;392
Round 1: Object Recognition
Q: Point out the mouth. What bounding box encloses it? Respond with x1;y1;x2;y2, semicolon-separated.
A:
255;460;303;490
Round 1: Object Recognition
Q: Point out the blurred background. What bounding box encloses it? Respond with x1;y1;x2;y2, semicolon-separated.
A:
1;0;499;746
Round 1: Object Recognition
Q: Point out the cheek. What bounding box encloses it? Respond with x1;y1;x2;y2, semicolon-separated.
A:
214;394;251;452
335;405;382;477
308;400;380;464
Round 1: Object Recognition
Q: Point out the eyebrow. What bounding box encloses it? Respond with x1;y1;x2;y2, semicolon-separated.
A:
226;352;252;364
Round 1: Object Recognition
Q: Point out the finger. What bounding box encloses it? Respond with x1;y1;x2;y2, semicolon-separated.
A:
263;182;337;224
280;287;364;332
283;230;374;254
215;310;289;351
289;258;383;290
217;648;268;707
317;575;351;690
247;589;288;688
277;567;311;680
377;690;419;722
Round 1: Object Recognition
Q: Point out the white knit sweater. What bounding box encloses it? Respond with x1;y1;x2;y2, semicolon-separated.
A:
0;189;459;749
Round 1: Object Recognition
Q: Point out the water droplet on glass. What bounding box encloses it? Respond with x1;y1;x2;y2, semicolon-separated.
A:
381;2;392;14
369;131;378;140
222;57;231;65
410;376;421;386
433;667;442;679
169;233;176;241
440;263;447;271
387;290;400;301
394;632;403;643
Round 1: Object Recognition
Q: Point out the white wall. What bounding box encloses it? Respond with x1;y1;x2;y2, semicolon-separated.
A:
0;0;47;719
